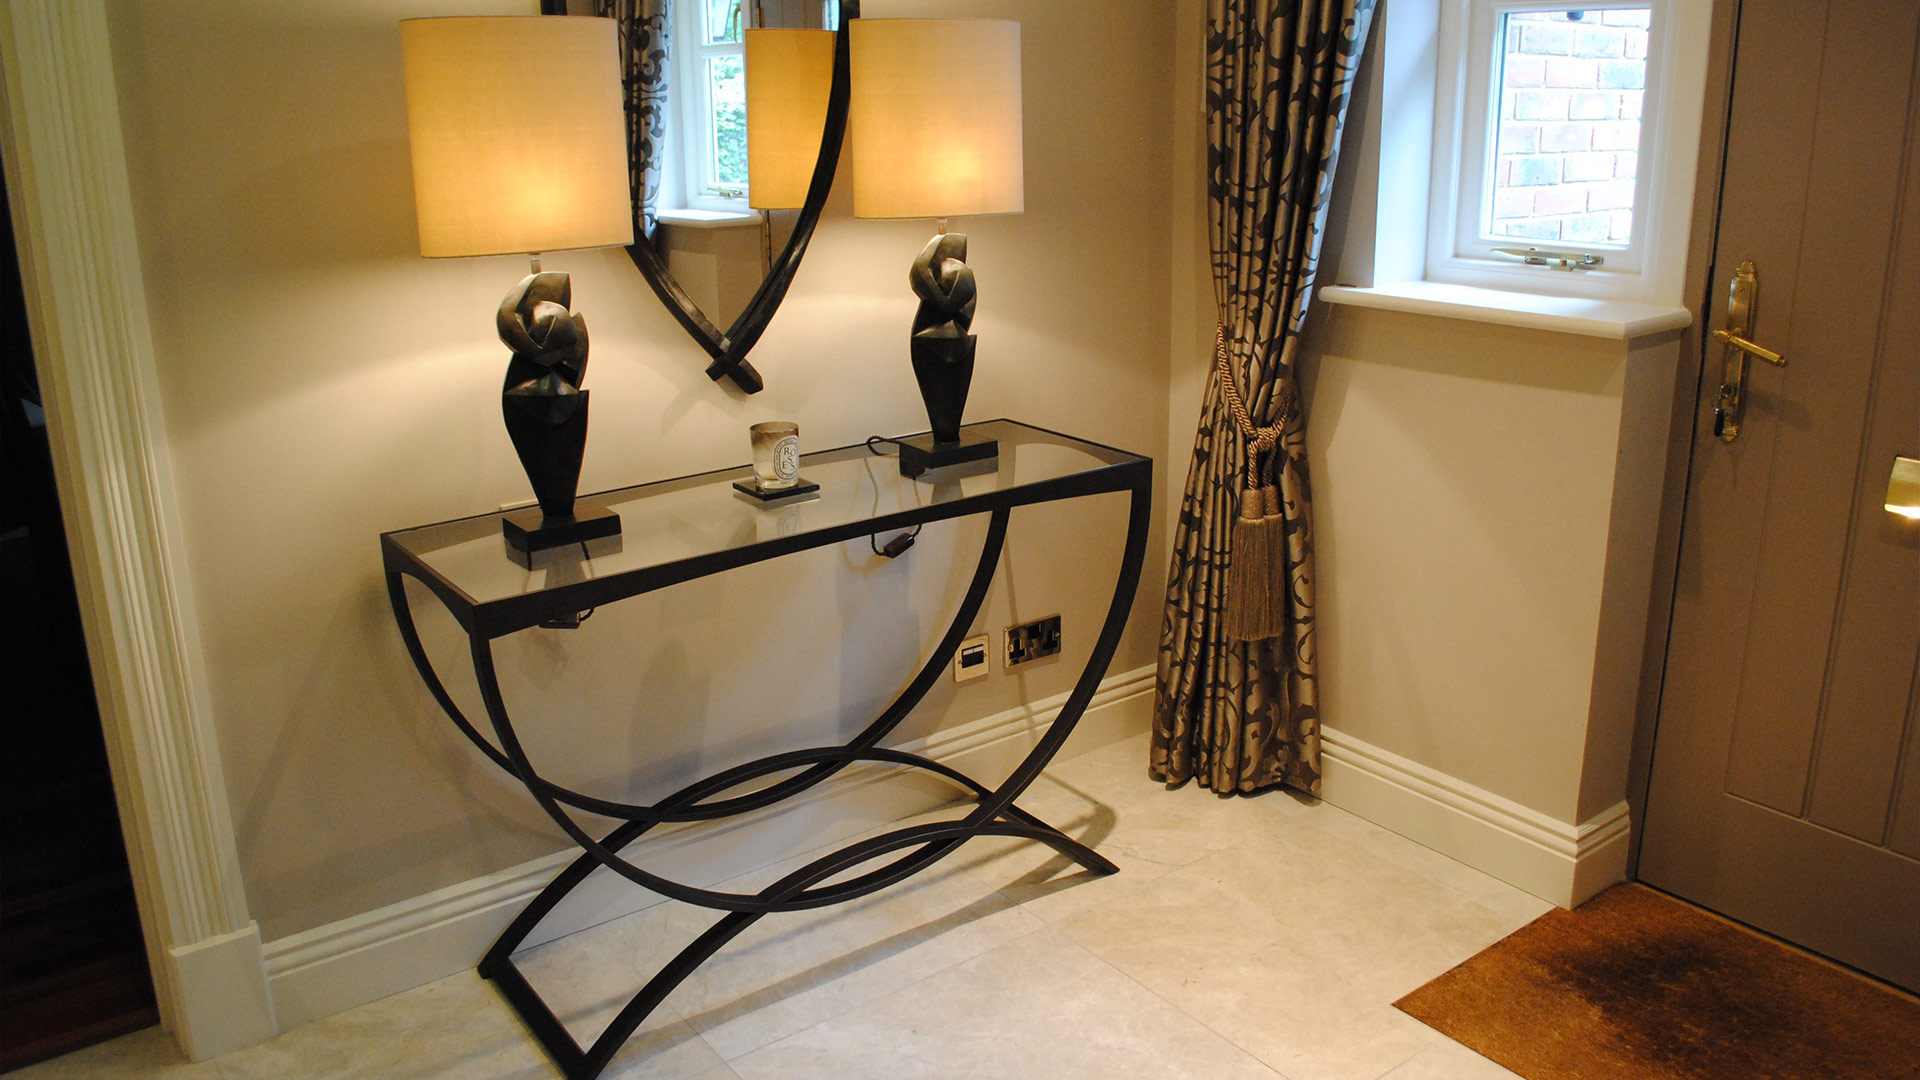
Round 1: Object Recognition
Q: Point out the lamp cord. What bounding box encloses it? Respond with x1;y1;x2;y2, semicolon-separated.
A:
865;436;922;558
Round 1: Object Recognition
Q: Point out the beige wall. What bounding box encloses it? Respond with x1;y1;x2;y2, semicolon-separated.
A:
1163;0;1212;543
1298;308;1673;824
102;0;1174;941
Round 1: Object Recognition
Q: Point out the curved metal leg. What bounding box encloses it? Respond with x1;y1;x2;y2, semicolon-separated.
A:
951;477;1152;841
482;742;1116;991
412;476;1151;1080
386;571;520;778
499;809;1121;1080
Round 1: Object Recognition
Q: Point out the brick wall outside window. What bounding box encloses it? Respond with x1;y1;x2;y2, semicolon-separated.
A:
1490;9;1649;245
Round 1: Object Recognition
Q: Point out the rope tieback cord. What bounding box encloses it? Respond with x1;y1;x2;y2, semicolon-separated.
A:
1212;324;1284;469
1213;324;1292;641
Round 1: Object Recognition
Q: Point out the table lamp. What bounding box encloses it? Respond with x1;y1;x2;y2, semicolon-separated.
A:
747;27;836;275
746;28;837;211
849;18;1023;477
401;16;634;554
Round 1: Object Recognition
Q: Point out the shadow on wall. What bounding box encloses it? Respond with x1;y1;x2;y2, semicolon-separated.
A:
233;576;563;935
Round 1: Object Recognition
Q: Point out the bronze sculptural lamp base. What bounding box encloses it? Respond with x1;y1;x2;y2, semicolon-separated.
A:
896;220;998;479
844;18;1023;479
498;257;621;555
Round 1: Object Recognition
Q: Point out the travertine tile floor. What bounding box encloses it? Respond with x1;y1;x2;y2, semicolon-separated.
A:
20;734;1544;1080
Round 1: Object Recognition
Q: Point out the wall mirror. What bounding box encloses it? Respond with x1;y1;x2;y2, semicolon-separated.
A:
544;0;858;394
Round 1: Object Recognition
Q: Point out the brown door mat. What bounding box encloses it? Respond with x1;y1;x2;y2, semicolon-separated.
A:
1395;883;1920;1080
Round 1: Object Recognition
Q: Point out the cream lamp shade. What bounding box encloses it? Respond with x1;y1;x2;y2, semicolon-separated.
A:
746;28;836;211
401;16;634;258
848;19;1024;219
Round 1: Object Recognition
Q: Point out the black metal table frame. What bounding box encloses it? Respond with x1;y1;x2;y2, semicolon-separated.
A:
381;424;1151;1080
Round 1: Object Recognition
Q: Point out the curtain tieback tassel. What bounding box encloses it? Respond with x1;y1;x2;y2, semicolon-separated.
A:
1214;325;1291;641
1223;443;1286;642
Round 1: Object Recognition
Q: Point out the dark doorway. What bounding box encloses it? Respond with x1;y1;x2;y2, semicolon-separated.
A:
0;152;159;1070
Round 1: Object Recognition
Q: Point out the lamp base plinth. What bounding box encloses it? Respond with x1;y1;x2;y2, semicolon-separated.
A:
896;431;999;479
732;476;821;501
502;502;622;554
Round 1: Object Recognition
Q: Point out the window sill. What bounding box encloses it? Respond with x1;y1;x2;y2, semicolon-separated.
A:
655;208;759;229
1317;280;1692;341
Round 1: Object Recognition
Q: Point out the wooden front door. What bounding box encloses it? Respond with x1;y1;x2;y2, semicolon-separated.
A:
1638;0;1920;992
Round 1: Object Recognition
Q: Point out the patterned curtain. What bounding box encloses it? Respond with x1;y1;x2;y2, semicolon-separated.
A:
595;0;671;238
1151;0;1375;795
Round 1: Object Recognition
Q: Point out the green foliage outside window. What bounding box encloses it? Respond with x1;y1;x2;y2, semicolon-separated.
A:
716;102;747;186
710;54;747;188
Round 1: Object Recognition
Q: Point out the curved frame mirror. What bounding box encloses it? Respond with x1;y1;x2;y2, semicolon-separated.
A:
544;0;858;394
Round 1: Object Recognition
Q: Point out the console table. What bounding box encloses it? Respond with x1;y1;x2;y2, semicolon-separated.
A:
380;419;1151;1080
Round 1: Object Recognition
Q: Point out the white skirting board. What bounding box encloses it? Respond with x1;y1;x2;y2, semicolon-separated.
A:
167;924;276;1060
1321;726;1630;909
262;665;1156;1032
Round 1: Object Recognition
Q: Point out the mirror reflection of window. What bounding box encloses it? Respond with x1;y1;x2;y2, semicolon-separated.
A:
644;0;841;330
678;0;749;212
654;0;841;223
706;0;744;44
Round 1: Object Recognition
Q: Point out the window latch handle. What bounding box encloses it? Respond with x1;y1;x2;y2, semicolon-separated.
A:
1491;246;1606;271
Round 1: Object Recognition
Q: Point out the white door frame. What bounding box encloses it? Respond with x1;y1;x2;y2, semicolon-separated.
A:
0;0;275;1059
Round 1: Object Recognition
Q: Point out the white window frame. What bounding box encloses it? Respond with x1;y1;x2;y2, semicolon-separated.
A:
1421;0;1704;304
671;0;751;214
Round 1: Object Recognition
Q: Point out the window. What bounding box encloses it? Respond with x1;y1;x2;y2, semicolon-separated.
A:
1421;0;1703;303
1479;9;1649;252
674;0;751;213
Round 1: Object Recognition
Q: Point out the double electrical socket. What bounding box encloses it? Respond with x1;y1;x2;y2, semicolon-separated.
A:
953;615;1063;682
1006;614;1062;668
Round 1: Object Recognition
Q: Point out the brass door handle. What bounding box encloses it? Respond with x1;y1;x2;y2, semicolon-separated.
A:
1710;329;1786;367
1713;261;1789;442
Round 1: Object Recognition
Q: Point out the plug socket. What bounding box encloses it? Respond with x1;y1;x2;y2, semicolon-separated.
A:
1004;615;1062;668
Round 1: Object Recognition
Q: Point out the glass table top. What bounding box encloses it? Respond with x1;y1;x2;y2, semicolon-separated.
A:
384;420;1148;610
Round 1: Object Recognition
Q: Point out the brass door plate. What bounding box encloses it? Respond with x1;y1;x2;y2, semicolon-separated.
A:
1713;260;1788;442
1888;456;1920;519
